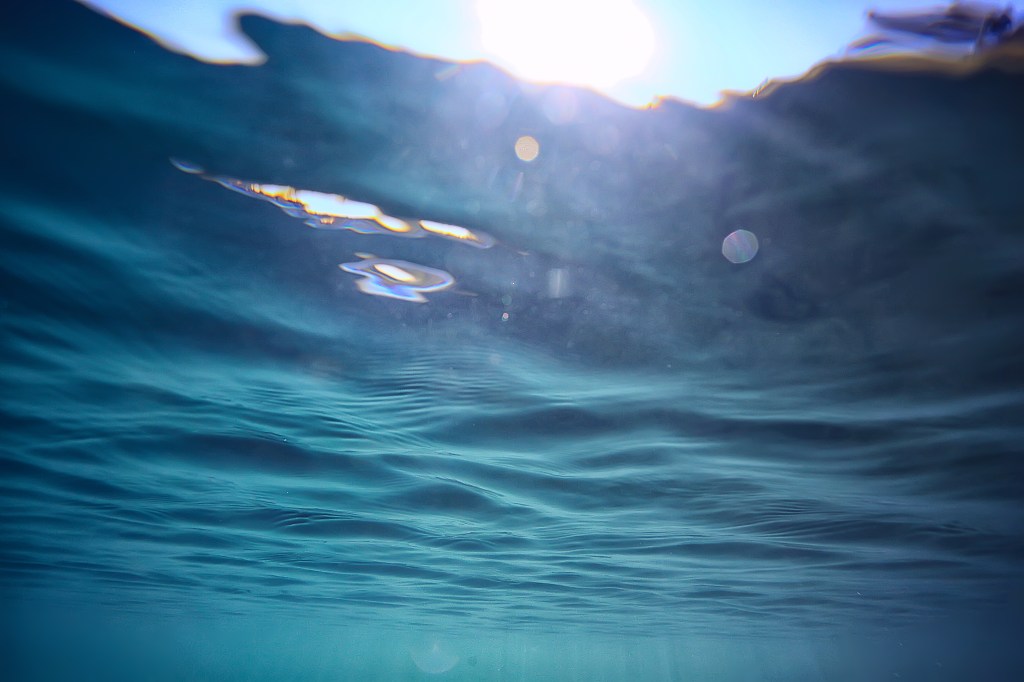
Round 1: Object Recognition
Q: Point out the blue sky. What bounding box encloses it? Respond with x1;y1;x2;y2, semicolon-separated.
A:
80;0;948;105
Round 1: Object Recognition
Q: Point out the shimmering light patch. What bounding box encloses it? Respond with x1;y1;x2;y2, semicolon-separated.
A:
515;135;540;162
420;220;496;249
722;229;760;264
339;254;455;303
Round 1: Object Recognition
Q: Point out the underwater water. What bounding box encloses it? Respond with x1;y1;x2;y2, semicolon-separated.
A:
2;2;1024;680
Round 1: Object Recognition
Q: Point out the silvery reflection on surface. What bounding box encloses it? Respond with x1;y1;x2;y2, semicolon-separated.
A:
514;135;540;162
339;253;456;303
169;158;494;247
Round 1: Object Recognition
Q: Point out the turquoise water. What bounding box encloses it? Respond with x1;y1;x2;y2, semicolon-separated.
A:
2;2;1024;680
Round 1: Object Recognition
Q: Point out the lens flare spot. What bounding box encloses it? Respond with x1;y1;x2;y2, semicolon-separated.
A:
410;639;459;675
722;229;760;264
515;135;540;162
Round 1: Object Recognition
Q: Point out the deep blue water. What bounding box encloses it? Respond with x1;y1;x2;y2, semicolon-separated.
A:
2;2;1024;680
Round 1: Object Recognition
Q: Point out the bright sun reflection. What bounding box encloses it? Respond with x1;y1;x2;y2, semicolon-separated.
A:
476;0;656;90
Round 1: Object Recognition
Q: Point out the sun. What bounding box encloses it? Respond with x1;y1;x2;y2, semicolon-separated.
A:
475;0;656;91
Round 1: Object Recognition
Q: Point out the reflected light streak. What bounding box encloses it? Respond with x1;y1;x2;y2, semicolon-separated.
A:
419;220;496;248
171;158;492;246
340;253;455;303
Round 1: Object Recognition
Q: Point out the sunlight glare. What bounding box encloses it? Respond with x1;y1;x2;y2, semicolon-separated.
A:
476;0;656;90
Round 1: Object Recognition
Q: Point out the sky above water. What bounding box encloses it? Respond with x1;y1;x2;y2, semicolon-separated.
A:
80;0;951;105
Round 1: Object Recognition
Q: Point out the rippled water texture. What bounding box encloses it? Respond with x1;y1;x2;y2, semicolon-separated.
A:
2;2;1024;680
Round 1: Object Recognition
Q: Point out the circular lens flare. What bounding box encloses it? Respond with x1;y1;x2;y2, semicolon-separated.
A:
722;229;760;264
